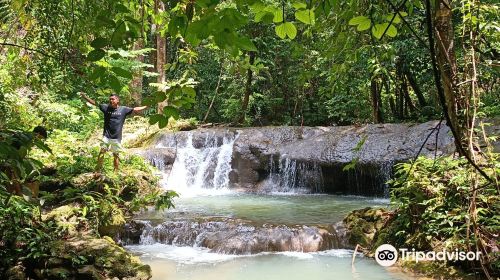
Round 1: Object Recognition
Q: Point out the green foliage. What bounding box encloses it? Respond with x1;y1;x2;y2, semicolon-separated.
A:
0;129;58;276
0;192;60;273
0;129;51;193
389;156;499;272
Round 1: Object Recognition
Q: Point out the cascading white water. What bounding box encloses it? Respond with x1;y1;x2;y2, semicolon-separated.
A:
264;155;324;193
161;132;237;196
379;160;393;197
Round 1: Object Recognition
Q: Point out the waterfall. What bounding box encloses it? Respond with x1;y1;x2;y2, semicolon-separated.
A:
379;161;393;197
263;155;324;193
159;131;237;196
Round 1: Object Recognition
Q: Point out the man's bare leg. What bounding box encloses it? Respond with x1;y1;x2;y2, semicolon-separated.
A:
113;153;119;173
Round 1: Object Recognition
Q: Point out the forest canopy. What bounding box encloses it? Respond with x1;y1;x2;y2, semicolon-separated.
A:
0;0;497;129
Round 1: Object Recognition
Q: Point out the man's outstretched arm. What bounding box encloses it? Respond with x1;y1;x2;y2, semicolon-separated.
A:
133;106;148;113
78;92;97;106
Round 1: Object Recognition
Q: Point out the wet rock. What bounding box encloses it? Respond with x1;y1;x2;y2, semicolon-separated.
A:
46;257;69;268
119;220;151;245
131;217;343;254
130;147;176;172
136;120;474;195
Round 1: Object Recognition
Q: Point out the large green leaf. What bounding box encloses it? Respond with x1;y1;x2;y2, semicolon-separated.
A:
386;24;397;37
96;15;115;28
169;16;188;37
275;23;287;39
87;49;106;61
285;23;297;39
273;9;283;23
219;8;248;29
235;36;257;51
149;114;164;125
142;97;156;107
255;11;273;23
90;37;108;49
349;16;369;26
182;87;196;98
163;106;180;119
372;23;397;39
111;67;133;79
385;13;401;24
150;112;170;128
89;66;106;81
292;2;307;9
115;3;129;13
108;75;122;93
275;22;297;39
295;9;315;25
357;19;371;31
111;22;127;48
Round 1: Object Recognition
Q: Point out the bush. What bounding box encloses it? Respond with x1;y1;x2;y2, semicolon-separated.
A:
36;99;101;139
389;156;499;276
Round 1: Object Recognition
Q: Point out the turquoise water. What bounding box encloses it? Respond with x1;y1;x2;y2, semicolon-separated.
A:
135;193;389;225
127;194;414;280
127;244;416;280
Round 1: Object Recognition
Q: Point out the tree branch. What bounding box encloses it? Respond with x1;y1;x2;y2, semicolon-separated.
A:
0;42;56;59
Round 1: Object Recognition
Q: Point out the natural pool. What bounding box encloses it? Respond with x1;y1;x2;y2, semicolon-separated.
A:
133;193;389;225
127;194;415;280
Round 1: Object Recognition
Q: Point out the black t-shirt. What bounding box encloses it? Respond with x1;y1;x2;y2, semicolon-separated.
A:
99;104;134;141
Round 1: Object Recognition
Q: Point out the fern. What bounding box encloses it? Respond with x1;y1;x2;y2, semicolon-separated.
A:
0;0;12;24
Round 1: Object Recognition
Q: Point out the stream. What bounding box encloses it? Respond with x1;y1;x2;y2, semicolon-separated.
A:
125;131;418;280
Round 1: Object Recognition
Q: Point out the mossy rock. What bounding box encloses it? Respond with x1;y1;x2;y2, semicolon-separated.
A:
343;207;389;249
98;203;126;237
5;264;26;280
43;204;82;236
399;259;475;279
50;235;151;280
45;267;73;279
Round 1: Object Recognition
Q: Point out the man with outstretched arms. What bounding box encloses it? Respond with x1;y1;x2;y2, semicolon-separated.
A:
79;92;147;172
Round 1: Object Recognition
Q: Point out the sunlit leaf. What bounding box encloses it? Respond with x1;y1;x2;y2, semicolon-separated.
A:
295;9;315;25
275;22;297;39
349;16;369;26
357;19;371;31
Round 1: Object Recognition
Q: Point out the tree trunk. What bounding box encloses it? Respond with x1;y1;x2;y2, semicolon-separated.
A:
238;51;255;124
385;79;397;117
130;0;145;107
404;67;427;107
434;0;463;146
155;0;167;113
370;79;383;123
130;39;144;107
402;78;416;114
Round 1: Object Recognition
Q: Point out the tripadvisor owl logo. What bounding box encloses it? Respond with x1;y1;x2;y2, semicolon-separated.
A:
375;244;398;267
